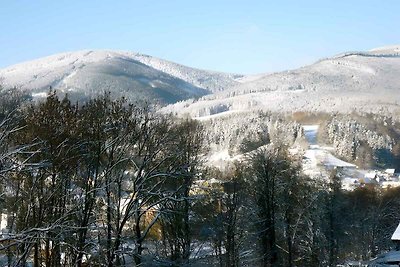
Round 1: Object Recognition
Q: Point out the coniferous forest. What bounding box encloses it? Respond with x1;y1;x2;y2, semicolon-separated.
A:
0;89;400;267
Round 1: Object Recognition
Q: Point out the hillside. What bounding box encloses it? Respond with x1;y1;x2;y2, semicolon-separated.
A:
163;45;400;118
0;50;242;104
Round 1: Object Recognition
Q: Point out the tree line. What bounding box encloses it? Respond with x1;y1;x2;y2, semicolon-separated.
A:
0;90;399;266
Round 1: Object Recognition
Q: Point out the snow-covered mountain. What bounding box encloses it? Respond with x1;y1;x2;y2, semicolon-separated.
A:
164;45;400;118
2;46;400;114
0;50;242;104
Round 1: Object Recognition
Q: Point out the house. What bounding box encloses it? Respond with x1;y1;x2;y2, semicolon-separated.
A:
392;222;400;250
359;177;378;186
368;251;400;266
368;222;400;266
385;169;396;175
365;172;377;179
343;260;368;266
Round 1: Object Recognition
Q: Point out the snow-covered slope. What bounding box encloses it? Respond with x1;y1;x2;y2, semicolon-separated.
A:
0;50;242;104
130;53;242;92
3;46;400;112
164;45;400;117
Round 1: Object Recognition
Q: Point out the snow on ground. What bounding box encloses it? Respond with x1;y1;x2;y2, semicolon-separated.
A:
208;149;232;162
0;214;7;232
31;92;48;98
369;45;400;55
301;125;356;181
0;50;242;98
341;178;360;191
323;154;356;169
166;45;400;119
131;53;242;92
194;110;242;121
234;72;270;83
391;222;400;240
205;149;243;169
0;50;217;103
203;124;360;179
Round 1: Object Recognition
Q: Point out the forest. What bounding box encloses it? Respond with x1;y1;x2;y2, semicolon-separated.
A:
0;89;400;266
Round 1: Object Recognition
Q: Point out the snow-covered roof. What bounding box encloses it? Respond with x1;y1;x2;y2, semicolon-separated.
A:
359;177;377;184
342;178;359;183
365;172;377;179
370;250;400;265
391;222;400;240
385;169;396;174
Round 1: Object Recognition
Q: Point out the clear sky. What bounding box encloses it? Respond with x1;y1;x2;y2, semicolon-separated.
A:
0;0;399;74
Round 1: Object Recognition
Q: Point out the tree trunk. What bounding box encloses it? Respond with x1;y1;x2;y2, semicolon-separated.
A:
134;210;143;266
34;242;39;267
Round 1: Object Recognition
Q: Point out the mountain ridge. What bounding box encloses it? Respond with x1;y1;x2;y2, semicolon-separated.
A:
163;45;400;118
1;45;400;113
0;49;242;104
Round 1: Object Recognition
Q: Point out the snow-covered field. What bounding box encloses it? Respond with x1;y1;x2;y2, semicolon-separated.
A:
301;125;356;179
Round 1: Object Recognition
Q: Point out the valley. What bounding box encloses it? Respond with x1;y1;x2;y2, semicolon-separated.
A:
1;45;400;266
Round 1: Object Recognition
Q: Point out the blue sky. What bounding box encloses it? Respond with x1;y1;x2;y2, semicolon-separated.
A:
0;0;399;74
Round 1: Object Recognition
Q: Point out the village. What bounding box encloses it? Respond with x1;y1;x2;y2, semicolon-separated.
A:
340;167;400;191
301;125;400;191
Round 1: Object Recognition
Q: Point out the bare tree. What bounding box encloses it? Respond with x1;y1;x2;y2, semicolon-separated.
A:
159;119;205;264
